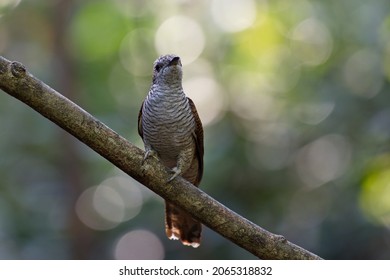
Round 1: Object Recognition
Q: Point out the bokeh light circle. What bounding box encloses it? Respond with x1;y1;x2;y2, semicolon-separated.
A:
114;230;164;260
184;76;225;126
75;186;119;230
295;134;352;188
155;15;205;65
343;49;383;98
290;17;333;66
211;0;257;33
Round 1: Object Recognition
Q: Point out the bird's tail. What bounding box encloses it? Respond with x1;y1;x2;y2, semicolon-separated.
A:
165;201;202;248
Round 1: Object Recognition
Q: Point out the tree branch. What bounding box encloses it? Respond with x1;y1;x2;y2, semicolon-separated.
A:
0;56;322;260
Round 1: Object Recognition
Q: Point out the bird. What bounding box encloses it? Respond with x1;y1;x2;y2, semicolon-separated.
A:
138;54;204;248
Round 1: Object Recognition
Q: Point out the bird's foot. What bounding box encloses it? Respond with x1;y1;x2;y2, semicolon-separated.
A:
141;149;158;175
142;149;158;164
167;167;182;182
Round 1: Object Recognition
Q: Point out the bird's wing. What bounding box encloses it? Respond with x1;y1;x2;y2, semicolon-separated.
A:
137;100;144;139
187;97;204;185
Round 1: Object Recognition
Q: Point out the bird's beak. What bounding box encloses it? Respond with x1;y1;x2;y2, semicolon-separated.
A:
168;56;182;67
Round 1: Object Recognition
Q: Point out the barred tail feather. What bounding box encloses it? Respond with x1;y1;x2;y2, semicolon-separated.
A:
165;202;201;248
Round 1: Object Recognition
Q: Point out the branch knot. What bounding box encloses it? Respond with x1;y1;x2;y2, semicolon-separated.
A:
11;61;26;78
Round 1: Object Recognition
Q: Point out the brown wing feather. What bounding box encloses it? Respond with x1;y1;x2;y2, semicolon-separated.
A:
187;97;204;185
137;100;144;139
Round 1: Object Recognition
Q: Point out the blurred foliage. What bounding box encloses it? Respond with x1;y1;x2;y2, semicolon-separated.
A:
1;0;390;259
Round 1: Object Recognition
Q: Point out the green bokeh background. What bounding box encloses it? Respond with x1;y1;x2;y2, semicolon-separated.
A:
1;0;390;259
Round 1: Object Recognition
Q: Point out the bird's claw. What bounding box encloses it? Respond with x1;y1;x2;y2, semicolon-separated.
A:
141;149;158;175
142;150;182;183
167;167;182;183
142;149;157;165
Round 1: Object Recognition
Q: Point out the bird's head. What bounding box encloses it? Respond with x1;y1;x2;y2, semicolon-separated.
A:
152;54;183;87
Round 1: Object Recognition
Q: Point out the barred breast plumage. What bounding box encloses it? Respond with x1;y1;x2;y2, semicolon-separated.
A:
138;54;204;248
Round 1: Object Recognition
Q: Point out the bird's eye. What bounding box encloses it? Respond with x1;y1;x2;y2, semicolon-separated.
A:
155;63;163;72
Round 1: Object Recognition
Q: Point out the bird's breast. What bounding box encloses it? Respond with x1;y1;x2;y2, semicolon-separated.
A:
142;91;195;159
